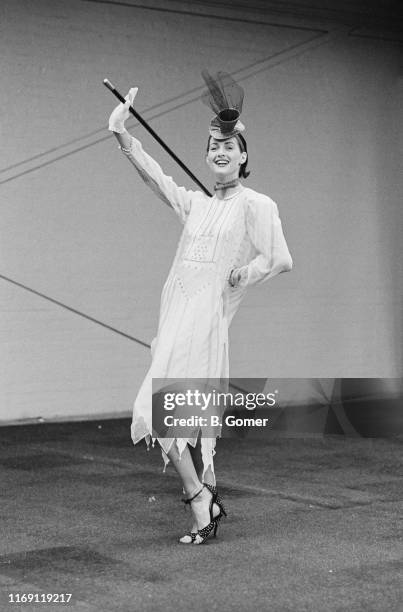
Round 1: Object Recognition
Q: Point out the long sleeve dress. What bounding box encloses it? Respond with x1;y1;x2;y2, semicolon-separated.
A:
119;135;293;475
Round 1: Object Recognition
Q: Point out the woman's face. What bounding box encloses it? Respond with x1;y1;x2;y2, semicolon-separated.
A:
206;136;247;180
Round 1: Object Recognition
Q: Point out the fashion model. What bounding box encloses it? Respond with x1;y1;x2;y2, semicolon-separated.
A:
108;72;292;544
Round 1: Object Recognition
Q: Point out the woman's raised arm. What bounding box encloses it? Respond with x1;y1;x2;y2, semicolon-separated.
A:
108;88;194;223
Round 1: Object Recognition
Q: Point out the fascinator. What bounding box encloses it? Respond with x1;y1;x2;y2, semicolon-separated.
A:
201;70;245;140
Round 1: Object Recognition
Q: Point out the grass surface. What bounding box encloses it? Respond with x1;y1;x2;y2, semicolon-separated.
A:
0;419;402;611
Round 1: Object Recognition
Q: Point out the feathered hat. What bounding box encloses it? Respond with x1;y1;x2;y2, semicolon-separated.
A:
201;70;245;140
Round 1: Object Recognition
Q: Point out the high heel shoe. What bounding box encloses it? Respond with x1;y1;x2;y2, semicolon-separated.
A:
179;487;203;544
203;483;227;515
193;484;227;545
179;531;197;544
179;484;227;545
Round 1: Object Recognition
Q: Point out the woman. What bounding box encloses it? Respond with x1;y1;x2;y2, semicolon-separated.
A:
108;81;292;544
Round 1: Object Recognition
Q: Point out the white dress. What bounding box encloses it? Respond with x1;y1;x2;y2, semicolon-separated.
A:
120;136;292;475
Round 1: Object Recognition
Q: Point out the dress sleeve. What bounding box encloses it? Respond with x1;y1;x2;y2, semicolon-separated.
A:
236;193;293;287
119;134;193;224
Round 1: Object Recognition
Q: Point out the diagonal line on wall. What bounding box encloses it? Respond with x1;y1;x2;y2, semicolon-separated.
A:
0;30;329;187
0;274;151;349
348;30;403;43
227;27;346;83
0;30;338;332
0;87;206;175
80;0;328;33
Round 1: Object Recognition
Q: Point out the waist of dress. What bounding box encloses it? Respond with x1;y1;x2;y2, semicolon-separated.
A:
174;259;233;281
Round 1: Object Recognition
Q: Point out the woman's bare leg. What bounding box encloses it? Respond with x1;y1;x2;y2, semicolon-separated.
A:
189;435;215;486
186;436;214;535
166;441;216;532
166;442;201;498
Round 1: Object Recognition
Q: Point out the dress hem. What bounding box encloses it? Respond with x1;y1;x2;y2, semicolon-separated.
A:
131;425;217;478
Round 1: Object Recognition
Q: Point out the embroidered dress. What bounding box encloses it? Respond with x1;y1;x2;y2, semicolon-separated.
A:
121;136;292;475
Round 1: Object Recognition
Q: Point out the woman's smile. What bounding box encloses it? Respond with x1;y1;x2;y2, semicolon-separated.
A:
206;136;247;180
214;158;229;167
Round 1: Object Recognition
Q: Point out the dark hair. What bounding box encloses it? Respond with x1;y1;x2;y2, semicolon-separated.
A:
207;134;250;179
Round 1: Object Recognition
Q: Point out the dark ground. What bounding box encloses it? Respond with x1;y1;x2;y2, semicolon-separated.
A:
0;419;402;612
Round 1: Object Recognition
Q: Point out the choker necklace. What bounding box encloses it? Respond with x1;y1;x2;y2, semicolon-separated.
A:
214;178;240;191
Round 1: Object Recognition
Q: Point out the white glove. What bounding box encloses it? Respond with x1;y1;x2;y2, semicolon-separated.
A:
108;87;138;133
229;267;248;288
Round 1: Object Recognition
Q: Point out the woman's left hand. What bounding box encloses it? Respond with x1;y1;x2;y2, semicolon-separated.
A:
229;268;247;288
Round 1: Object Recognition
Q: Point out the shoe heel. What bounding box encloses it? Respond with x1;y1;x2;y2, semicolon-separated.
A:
192;484;228;545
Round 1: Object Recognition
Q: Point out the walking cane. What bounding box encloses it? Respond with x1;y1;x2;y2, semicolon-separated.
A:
103;78;212;197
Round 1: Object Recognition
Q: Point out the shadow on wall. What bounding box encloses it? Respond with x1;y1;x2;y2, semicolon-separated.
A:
223;377;403;437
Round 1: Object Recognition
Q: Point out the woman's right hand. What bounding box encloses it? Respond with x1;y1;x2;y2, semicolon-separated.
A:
108;87;138;133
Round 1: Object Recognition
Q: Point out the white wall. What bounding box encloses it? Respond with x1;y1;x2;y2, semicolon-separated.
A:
1;0;401;422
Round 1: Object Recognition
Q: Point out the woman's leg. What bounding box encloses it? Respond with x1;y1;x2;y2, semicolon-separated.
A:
166;442;201;498
188;434;215;486
186;436;214;536
166;441;216;531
